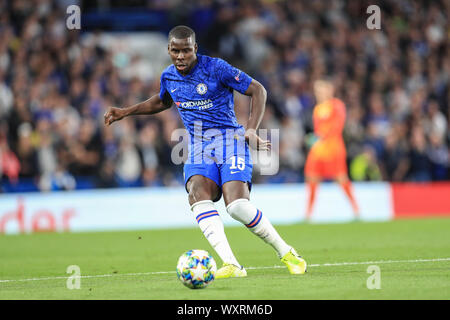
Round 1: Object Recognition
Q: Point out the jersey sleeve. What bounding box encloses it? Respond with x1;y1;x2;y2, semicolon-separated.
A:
215;58;252;94
159;73;168;100
331;98;346;135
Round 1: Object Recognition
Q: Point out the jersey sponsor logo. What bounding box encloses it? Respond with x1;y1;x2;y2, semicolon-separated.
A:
196;83;208;95
176;99;213;110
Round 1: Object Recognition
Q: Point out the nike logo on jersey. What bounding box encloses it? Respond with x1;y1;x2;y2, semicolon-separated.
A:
230;171;241;174
171;88;178;93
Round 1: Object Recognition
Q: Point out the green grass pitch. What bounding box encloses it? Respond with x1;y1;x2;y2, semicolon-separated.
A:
1;218;449;300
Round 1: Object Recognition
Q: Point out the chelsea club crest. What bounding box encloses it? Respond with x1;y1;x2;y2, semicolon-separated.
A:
196;83;208;95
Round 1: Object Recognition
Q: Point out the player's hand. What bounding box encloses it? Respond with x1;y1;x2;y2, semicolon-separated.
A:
304;133;319;148
104;107;125;126
245;129;271;151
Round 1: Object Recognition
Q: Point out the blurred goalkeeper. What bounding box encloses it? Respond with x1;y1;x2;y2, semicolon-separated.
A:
304;79;360;222
104;26;307;278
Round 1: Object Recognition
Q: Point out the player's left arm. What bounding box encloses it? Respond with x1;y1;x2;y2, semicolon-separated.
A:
243;79;271;151
216;59;270;151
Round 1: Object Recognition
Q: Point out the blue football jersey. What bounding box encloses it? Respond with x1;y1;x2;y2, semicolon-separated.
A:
159;54;253;136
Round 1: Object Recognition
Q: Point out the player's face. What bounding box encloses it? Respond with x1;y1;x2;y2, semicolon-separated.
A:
313;81;334;103
168;36;198;74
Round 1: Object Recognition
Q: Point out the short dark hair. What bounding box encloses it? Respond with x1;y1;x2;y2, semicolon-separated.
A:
168;25;196;43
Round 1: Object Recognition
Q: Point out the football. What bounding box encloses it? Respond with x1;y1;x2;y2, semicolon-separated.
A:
176;249;217;289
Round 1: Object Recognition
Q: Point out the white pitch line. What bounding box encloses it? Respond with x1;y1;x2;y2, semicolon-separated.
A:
1;257;449;284
246;257;450;269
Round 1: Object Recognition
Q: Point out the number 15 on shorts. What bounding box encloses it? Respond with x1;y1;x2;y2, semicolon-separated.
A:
230;156;245;172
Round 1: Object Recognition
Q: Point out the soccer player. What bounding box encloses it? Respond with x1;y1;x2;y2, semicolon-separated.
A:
304;79;360;222
104;26;306;278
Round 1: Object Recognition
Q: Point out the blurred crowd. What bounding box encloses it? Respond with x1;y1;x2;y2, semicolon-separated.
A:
0;0;449;192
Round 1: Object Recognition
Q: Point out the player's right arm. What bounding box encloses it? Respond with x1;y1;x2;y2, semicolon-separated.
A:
104;93;172;126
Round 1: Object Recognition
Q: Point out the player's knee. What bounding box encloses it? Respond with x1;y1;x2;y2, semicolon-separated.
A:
188;187;207;204
187;176;220;205
188;184;213;205
336;175;349;184
226;198;257;225
306;175;321;183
